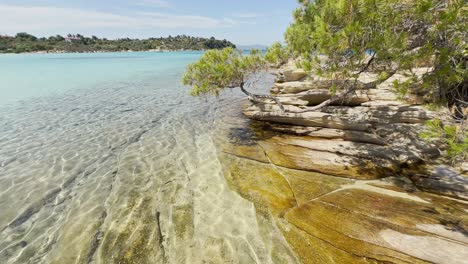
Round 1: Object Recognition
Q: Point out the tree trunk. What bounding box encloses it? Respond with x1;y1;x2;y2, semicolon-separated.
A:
240;84;285;112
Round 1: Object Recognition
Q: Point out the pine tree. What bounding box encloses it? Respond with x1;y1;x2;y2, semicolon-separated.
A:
182;47;285;111
284;0;467;161
265;42;290;67
285;0;467;112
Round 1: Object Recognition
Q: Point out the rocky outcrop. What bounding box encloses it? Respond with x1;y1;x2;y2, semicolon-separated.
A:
276;89;371;106
461;162;468;174
242;64;443;181
266;124;386;145
217;63;468;264
258;136;399;180
244;105;371;131
274;62;308;83
408;165;468;200
218;133;468;264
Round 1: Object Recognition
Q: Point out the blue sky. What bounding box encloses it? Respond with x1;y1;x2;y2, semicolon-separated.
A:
0;0;298;45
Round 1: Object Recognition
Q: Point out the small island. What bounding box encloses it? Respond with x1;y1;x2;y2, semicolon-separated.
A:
0;33;236;54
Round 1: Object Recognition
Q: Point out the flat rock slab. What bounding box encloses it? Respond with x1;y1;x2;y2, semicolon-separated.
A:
218;148;468;264
244;105;371;131
266;124;387;145
409;165;468;200
259;136;398;179
276;89;371;106
275;64;308;83
285;187;468;264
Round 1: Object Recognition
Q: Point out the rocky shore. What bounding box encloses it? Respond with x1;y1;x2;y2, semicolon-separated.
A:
217;62;468;263
243;62;467;198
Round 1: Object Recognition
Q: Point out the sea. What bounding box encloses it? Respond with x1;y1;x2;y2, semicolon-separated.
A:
0;52;295;263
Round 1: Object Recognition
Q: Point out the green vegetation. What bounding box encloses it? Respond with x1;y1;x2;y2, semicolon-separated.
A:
264;42;290;66
0;33;235;53
421;119;468;162
281;0;467;160
182;47;284;111
284;0;466;111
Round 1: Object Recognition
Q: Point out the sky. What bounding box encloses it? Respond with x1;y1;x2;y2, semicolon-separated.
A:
0;0;298;46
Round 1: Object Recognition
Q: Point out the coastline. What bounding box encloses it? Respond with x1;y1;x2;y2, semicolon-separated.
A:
216;62;468;263
1;0;465;261
0;48;466;263
0;49;207;55
0;34;236;55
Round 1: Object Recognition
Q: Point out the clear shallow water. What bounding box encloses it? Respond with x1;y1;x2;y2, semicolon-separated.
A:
0;52;201;106
0;52;296;263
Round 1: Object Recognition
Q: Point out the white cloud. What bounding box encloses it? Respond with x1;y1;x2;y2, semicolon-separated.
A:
138;0;170;8
231;12;263;19
138;12;229;28
0;4;236;35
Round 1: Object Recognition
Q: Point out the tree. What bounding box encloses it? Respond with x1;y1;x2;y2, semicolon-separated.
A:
265;42;290;67
285;0;467;112
182;47;285;111
15;32;37;41
0;33;236;53
285;0;467;161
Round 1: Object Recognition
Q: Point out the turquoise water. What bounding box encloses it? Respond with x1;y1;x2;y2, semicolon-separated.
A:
0;52;292;263
0;52;202;106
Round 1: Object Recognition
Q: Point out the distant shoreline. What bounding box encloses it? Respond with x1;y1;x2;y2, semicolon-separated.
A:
0;48;264;55
0;33;236;54
0;49;207;55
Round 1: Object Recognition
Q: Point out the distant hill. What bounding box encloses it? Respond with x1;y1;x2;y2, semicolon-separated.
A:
0;33;236;53
237;44;268;51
